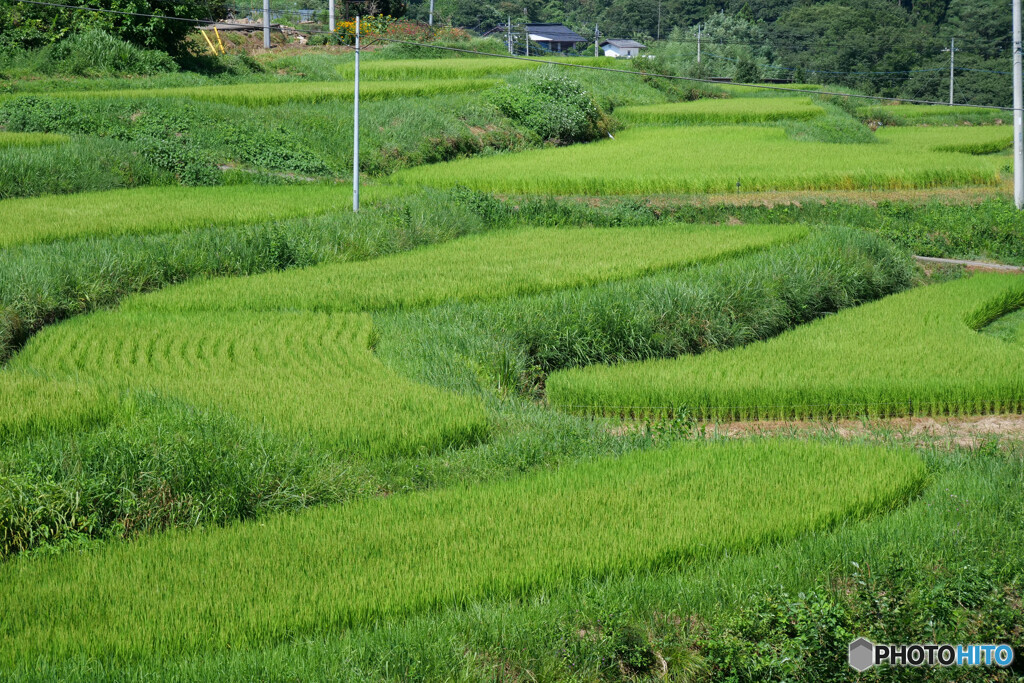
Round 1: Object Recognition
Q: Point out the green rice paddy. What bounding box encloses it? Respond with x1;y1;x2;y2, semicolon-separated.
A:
615;97;825;125
10;310;487;456
0;185;353;247
0;439;925;664
129;223;805;314
338;56;616;80
393;125;1006;195
0;132;69;148
547;273;1024;419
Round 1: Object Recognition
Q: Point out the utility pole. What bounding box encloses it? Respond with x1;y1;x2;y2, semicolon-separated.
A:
428;0;434;26
328;0;335;33
696;23;702;63
942;37;958;105
353;15;360;212
507;17;512;54
656;0;661;41
1014;0;1023;209
262;0;270;49
594;24;600;57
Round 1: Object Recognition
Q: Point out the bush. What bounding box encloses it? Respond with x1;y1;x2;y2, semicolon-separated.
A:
38;29;177;76
489;69;611;144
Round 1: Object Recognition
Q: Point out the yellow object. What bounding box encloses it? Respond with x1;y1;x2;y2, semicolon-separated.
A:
200;29;218;56
214;27;226;54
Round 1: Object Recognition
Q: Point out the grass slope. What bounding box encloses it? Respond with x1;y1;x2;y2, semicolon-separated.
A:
394;125;1005;195
128;223;806;314
548;273;1024;419
0;439;925;664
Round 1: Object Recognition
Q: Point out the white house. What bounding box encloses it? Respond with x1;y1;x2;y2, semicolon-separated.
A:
600;39;646;58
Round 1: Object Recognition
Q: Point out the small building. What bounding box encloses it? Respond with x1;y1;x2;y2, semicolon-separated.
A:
600;39;646;58
526;23;586;53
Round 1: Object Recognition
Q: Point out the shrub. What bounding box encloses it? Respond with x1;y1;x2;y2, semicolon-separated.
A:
490;69;611;144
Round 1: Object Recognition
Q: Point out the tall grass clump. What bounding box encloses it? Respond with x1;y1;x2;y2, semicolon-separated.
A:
394;125;1004;195
32;30;178;77
0;439;925;663
548;273;1024;419
128;223;805;314
615;97;825;125
0;137;174;199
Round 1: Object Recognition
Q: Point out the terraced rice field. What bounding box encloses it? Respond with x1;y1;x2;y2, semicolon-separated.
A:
875;124;1012;155
0;439;925;664
615;97;825;125
857;103;1007;125
393;125;1006;195
547;273;1024;419
129;223;805;314
10;311;487;456
0;185;353;247
41;79;497;105
339;56;616;80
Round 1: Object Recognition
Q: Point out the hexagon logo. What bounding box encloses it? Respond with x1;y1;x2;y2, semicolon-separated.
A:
849;638;875;672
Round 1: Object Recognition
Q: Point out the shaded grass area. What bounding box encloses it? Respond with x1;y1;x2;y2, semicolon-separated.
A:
548;273;1024;419
127;223;805;314
0;439;925;665
12;437;1015;682
394;125;1005;195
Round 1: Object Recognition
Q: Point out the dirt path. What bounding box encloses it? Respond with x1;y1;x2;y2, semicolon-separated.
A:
914;255;1024;272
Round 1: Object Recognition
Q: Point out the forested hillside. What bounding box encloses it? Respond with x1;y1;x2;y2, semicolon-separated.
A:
407;0;1010;105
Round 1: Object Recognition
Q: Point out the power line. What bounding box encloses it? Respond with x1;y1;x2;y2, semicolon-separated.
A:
11;0;1017;110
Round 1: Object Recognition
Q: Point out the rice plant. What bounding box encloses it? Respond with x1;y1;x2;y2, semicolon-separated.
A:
337;57;616;81
10;310;487;457
128;223;806;314
0;132;68;148
857;103;1007;126
0;439;925;663
393;125;1005;195
875;124;1012;155
547;273;1024;420
47;79;498;106
0;184;362;248
615;97;825;125
0;371;108;444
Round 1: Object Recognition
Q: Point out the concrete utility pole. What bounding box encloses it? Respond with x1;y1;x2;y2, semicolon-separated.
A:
1014;0;1023;209
507;17;513;54
428;0;434;26
656;0;661;41
942;37;958;105
696;23;702;63
263;0;270;48
353;15;360;212
328;0;335;33
594;24;600;57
